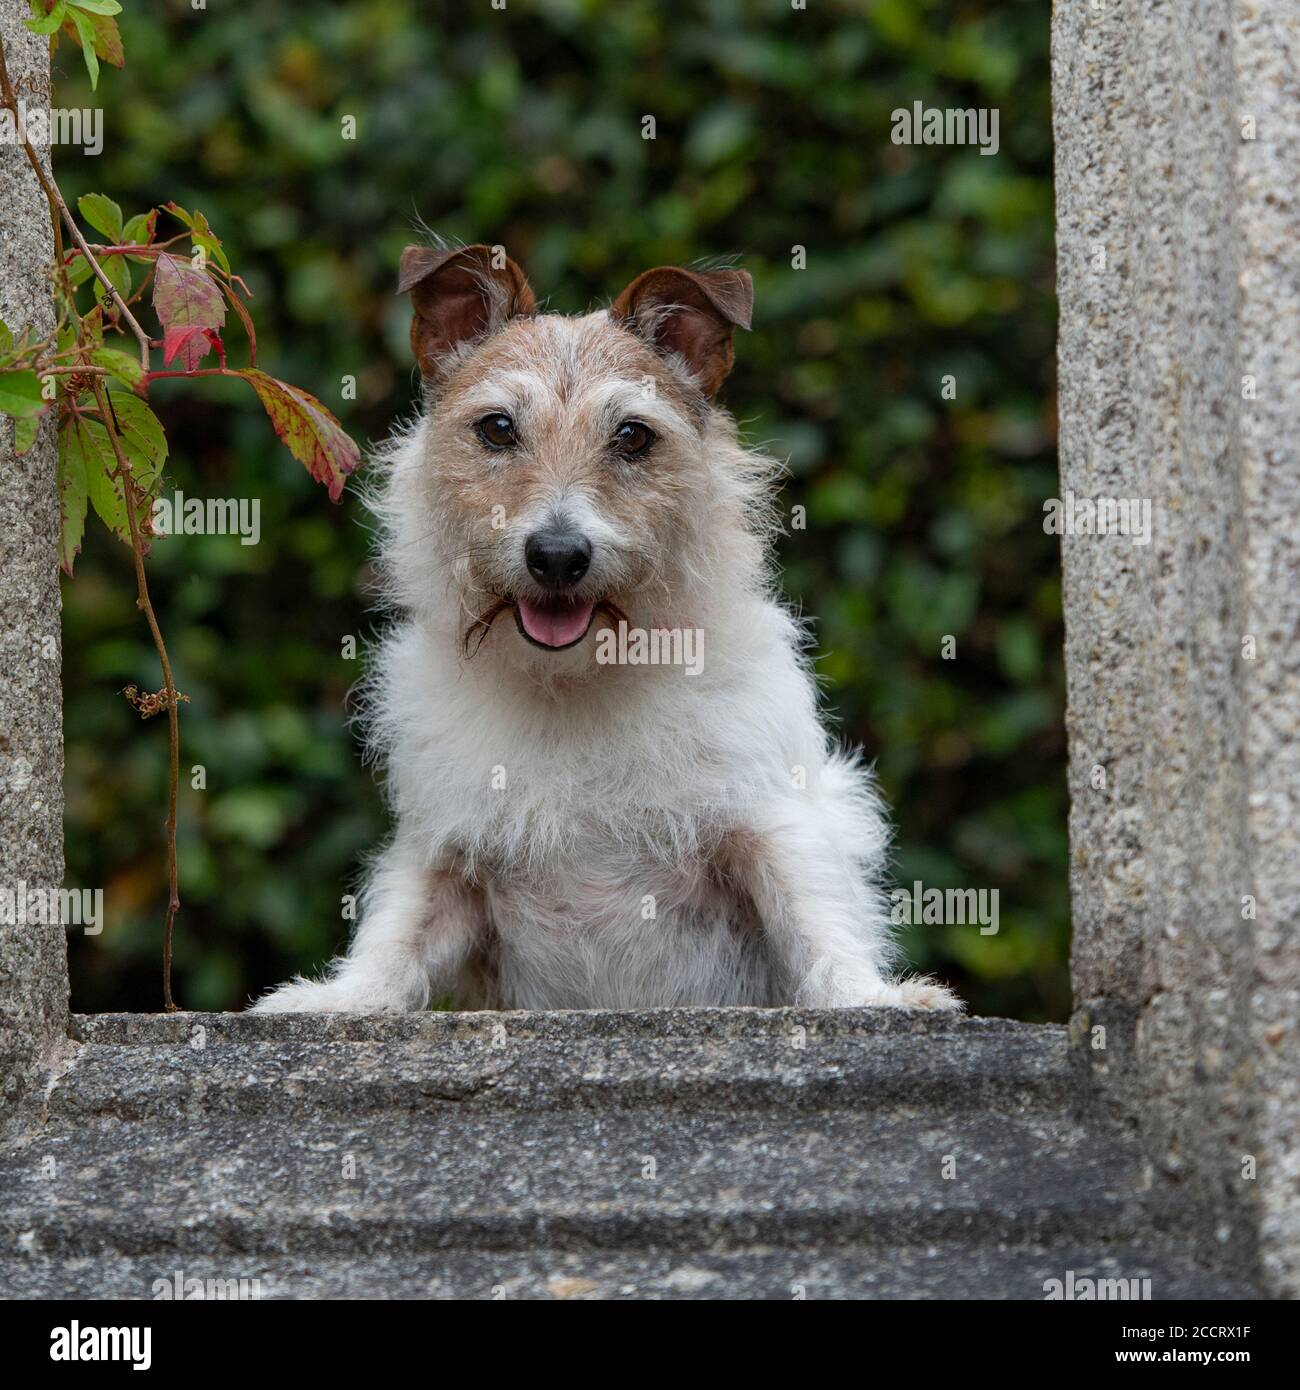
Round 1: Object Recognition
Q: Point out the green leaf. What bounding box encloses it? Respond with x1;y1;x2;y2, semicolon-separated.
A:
122;211;155;243
120;211;152;241
104;391;167;492
65;253;96;290
237;369;360;501
67;6;100;89
25;1;67;37
59;396;163;554
14;413;42;456
192;232;231;275
0;320;27;370
77;193;123;242
67;0;122;14
81;304;105;348
185;210;232;274
56;418;89;574
121;210;158;263
89;346;144;389
69;415;123;538
0;370;45;419
90;251;132;309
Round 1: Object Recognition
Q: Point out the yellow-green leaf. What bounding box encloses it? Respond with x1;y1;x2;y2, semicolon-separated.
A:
89;346;144;389
26;1;67;37
77;193;123;241
67;6;100;88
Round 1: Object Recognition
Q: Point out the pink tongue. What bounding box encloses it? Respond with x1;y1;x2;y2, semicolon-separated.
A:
517;598;595;648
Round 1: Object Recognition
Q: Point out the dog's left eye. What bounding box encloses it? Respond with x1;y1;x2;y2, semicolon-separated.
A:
611;420;656;458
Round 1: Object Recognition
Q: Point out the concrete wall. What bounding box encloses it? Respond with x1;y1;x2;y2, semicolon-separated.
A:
0;9;67;1134
1053;0;1298;1295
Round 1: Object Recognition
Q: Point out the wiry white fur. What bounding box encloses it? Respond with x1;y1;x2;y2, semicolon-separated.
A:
251;309;960;1014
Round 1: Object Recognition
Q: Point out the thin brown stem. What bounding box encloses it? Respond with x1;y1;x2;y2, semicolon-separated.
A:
145;367;239;383
61;234;188;263
7;364;117;378
90;378;182;1012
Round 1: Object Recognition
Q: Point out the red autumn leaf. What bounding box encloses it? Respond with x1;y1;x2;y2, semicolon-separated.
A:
152;253;226;334
236;369;360;501
221;282;257;366
161;324;220;372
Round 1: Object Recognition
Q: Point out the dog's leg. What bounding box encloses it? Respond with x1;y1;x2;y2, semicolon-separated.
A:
723;797;963;1012
249;838;481;1013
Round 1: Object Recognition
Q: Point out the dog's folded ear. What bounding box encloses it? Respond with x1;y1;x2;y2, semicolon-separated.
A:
398;243;535;379
610;266;752;396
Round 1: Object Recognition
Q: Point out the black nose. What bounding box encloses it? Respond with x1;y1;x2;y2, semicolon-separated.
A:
525;530;592;590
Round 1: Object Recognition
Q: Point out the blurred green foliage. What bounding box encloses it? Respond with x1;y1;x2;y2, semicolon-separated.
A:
59;0;1067;1020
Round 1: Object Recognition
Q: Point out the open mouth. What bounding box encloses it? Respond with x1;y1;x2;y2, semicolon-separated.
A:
513;596;598;650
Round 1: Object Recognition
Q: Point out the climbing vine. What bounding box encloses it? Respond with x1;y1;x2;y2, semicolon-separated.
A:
0;3;360;1008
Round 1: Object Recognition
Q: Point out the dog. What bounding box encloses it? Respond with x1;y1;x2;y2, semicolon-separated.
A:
251;245;961;1014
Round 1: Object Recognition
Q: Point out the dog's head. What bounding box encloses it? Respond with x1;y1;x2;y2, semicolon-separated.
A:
381;243;766;674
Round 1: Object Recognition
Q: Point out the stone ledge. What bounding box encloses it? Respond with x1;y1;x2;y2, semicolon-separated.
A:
0;1244;1255;1301
71;1007;1058;1046
1;1008;1258;1299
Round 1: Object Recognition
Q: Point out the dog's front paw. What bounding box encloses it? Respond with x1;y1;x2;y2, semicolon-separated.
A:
870;975;965;1012
249;976;375;1014
799;963;964;1013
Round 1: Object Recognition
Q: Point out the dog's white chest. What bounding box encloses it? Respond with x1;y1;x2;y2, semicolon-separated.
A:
477;848;778;1010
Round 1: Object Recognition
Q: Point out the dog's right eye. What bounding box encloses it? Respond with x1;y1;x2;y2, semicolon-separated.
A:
475;413;518;450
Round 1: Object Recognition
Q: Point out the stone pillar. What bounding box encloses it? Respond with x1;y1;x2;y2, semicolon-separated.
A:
1053;0;1298;1295
0;6;68;1134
